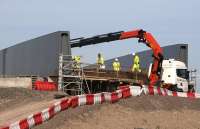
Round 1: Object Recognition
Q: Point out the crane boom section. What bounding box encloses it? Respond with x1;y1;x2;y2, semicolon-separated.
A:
70;29;163;87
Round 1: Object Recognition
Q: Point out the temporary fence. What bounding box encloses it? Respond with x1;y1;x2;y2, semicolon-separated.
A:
34;81;58;91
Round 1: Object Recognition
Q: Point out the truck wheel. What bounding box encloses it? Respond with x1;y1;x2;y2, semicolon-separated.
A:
170;85;183;92
188;85;195;93
176;88;183;92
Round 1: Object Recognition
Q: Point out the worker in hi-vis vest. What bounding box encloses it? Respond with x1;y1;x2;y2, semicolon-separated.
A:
131;53;141;72
113;58;121;77
97;53;105;69
72;55;81;68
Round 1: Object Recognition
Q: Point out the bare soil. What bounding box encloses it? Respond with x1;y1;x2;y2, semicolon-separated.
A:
34;95;200;129
1;87;200;129
0;87;58;127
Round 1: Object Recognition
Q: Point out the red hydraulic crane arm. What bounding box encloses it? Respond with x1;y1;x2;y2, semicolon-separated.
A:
120;30;163;87
70;29;163;87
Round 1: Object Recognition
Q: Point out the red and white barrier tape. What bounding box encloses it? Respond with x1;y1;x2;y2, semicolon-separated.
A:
1;85;199;129
142;85;200;99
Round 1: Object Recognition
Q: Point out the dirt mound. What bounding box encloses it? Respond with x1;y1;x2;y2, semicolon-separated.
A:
34;95;200;129
118;95;200;111
1;88;200;129
0;87;45;99
0;87;58;127
0;87;55;111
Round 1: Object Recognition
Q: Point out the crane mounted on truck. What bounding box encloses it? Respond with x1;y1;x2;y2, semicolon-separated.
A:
71;29;164;88
70;29;194;92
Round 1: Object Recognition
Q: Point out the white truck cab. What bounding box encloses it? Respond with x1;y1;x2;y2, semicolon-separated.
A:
161;59;189;92
148;59;192;92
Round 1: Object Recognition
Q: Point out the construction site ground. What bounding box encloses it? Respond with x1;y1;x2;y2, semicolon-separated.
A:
0;87;60;127
1;87;200;129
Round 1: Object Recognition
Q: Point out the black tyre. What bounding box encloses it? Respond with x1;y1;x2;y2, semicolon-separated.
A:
170;85;183;92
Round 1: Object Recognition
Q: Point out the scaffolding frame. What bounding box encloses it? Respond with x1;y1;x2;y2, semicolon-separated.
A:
58;54;90;95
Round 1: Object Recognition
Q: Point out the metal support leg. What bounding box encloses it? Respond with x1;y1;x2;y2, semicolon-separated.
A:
58;54;63;91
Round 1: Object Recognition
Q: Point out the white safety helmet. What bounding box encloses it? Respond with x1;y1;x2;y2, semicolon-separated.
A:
115;58;118;61
132;53;135;56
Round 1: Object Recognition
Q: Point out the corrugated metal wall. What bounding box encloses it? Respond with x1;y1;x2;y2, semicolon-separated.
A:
104;44;188;71
0;31;71;77
0;32;188;76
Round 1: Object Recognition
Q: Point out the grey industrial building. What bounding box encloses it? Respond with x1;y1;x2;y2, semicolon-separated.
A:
0;31;188;77
104;44;188;71
0;31;71;77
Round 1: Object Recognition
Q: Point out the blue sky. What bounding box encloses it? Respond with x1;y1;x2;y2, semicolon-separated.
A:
0;0;200;87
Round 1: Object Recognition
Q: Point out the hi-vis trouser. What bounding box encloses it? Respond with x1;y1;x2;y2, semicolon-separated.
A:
132;55;141;72
113;62;120;72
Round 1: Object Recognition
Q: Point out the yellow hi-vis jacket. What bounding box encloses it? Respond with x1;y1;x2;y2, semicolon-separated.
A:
97;56;104;65
113;61;120;72
73;56;81;68
73;56;80;63
132;55;141;72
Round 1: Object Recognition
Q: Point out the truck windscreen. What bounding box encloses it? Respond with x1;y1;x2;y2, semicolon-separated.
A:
176;69;188;79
